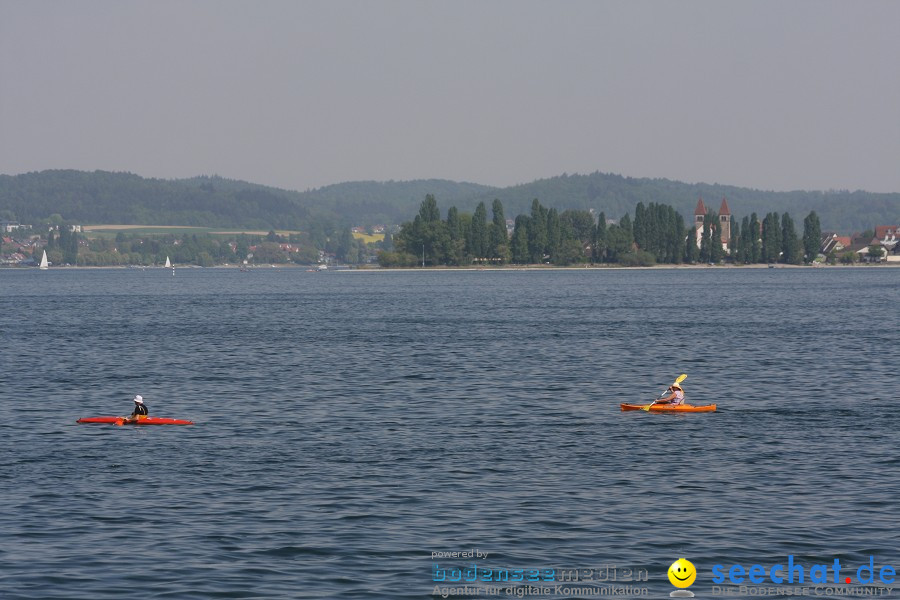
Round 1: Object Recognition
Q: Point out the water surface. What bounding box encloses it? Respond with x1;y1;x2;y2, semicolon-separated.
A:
1;267;898;598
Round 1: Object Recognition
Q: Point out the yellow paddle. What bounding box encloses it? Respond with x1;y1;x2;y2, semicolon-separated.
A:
642;373;687;411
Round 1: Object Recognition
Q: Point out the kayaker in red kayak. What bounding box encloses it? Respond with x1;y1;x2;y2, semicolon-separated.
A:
124;395;149;423
655;383;685;406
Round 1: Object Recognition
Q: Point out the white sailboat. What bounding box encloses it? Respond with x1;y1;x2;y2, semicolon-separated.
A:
164;256;171;268
39;250;49;270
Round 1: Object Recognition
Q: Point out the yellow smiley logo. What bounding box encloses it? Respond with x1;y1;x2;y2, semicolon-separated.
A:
668;558;696;588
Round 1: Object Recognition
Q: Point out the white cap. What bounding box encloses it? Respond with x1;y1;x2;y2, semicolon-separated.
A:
133;395;143;404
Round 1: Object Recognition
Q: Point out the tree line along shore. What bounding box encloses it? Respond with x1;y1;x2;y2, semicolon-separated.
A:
2;196;895;268
380;195;893;268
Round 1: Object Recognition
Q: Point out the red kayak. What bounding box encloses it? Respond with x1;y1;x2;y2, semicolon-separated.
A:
620;403;716;413
77;416;194;425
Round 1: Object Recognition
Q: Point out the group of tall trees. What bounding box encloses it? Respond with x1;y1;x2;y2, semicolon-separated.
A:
384;196;607;267
385;195;652;267
632;202;688;264
383;195;512;266
45;227;79;265
386;195;829;267
510;199;594;265
728;211;822;265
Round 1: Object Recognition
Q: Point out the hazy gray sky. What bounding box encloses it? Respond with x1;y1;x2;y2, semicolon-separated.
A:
2;0;899;193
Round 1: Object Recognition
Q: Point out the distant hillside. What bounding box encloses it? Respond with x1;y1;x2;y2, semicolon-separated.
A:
0;170;495;230
0;170;309;230
1;169;897;233
464;172;900;233
296;179;496;226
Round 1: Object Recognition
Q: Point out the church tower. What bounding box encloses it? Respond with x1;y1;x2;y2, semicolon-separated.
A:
718;197;732;251
694;197;707;248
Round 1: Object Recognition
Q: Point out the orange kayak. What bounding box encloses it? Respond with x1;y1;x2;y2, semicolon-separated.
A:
77;416;194;425
620;403;716;413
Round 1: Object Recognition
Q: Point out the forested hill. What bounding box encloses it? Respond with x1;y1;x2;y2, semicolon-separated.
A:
465;172;900;233
0;170;496;230
0;170;309;229
1;169;897;232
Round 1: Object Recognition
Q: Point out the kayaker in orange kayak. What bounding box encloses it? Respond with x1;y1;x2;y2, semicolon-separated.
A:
124;395;149;423
655;382;685;406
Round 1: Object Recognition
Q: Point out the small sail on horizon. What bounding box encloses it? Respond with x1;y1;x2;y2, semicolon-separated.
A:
164;256;171;268
39;250;49;270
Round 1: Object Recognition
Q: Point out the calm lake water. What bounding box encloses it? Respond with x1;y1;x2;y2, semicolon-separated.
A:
1;267;898;599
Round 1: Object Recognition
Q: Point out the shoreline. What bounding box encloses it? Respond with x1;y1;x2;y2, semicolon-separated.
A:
3;262;898;271
343;263;900;272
